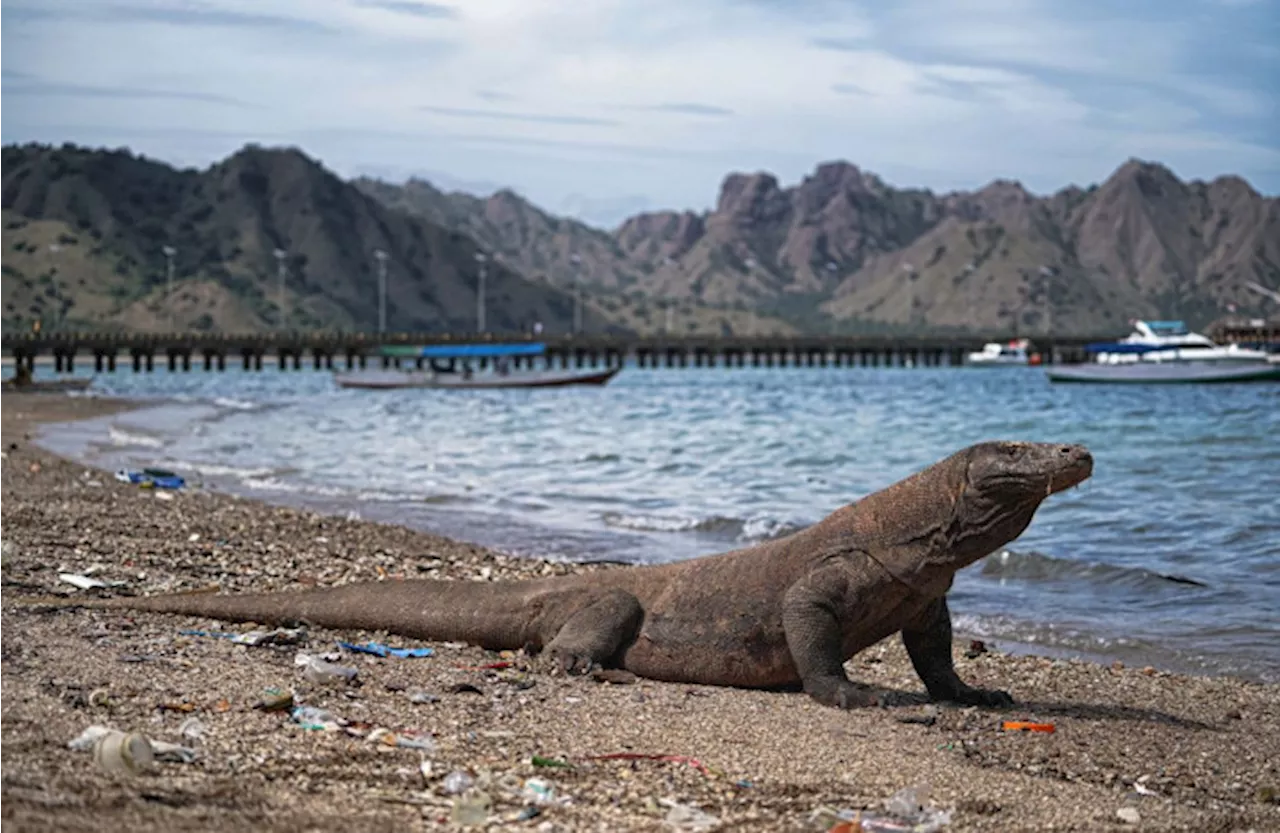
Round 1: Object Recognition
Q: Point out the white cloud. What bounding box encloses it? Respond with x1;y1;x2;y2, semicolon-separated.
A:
2;0;1276;226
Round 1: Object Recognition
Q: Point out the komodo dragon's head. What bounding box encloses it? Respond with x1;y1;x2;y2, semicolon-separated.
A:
964;440;1093;502
935;441;1094;565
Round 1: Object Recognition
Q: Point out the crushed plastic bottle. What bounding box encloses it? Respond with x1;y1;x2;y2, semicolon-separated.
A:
149;739;199;764
521;778;556;805
442;770;475;795
290;705;342;731
366;727;436;752
178;717;205;743
660;798;720;832
93;730;155;776
297;654;359;686
862;784;952;832
449;790;492;826
68;725;113;752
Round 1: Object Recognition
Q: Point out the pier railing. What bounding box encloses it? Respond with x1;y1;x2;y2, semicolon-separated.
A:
1;330;1134;373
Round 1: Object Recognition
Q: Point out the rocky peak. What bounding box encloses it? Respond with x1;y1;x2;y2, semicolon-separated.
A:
715;172;788;221
1107;158;1184;200
790;161;885;217
615;211;706;260
483;188;534;225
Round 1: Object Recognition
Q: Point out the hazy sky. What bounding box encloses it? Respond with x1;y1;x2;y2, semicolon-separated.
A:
3;0;1277;226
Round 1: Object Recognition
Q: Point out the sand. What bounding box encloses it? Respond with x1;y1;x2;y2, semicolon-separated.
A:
1;392;1277;832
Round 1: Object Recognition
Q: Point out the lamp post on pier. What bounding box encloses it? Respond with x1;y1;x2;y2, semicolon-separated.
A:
475;252;488;334
373;249;389;334
161;245;177;332
570;253;583;334
272;248;288;331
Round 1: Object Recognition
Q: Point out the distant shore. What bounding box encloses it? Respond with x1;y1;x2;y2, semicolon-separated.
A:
2;392;1278;832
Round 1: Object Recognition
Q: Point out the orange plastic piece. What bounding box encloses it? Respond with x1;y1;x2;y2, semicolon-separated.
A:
1002;720;1056;733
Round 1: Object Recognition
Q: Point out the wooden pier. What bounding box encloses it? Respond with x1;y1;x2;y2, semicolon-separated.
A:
1;331;1124;374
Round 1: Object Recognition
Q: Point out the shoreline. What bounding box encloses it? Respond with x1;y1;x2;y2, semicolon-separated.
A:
3;392;1279;831
27;392;1277;686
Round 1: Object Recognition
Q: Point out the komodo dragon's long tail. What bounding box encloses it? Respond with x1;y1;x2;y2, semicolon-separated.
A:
11;579;547;650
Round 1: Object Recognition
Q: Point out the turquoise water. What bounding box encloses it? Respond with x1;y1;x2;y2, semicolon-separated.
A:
30;363;1280;683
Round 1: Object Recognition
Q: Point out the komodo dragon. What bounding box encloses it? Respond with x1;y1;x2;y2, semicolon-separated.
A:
19;440;1092;709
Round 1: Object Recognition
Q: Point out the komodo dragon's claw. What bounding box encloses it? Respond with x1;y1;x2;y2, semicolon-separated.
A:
549;650;600;677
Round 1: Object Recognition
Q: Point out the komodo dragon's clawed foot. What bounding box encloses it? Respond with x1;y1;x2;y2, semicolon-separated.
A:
806;678;886;709
547;649;601;676
539;589;644;679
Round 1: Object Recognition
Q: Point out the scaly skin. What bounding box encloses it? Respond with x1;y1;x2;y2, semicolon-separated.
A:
15;441;1092;709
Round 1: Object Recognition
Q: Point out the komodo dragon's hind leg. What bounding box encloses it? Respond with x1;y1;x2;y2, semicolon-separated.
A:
541;589;644;675
902;596;1013;707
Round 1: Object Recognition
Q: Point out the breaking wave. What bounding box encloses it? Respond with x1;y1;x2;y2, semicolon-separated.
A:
599;511;802;542
979;549;1209;591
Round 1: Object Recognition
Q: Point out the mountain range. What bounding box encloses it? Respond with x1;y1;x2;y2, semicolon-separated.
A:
4;141;1277;337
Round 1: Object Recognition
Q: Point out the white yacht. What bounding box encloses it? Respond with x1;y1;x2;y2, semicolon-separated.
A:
1045;320;1279;384
966;338;1033;367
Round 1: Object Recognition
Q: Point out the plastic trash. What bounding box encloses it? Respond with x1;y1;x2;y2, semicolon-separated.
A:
442;770;475;795
150;739;199;764
450;791;492;826
865;785;952;832
68;725;113;751
530;755;572;769
253;687;296;711
115;468;185;489
521;778;556;805
290;705;343;731
59;573;126;590
93;730;155;776
366;727;436;751
296;653;358;685
181;627;307;647
660;798;720;832
178;718;205;743
336;640;434;658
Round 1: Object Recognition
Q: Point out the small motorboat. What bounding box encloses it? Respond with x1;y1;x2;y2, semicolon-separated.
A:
966;338;1034;367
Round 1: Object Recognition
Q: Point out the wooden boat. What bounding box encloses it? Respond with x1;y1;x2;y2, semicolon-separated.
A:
334;366;621;390
1;375;94;394
332;342;622;390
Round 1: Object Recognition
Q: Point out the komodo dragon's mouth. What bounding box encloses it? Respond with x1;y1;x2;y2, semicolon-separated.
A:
1048;446;1094;494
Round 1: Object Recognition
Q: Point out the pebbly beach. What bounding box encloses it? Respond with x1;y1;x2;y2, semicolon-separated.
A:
2;392;1279;832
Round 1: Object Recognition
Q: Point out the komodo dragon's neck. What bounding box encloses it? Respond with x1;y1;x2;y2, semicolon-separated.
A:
818;452;1035;593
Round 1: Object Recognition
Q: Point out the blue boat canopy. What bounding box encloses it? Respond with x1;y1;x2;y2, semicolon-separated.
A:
381;342;547;359
1084;342;1161;354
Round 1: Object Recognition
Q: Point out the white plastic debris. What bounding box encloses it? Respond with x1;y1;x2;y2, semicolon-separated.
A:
68;725;114;751
660;798;720;832
58;572;127;590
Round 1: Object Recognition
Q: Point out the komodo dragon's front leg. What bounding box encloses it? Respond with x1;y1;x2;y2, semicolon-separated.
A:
782;565;885;708
902;596;1013;707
